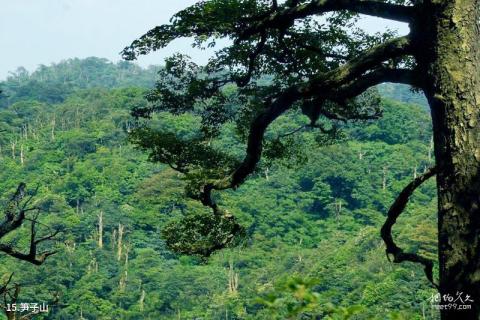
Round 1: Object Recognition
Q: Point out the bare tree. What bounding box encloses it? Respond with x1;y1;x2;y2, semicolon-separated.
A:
0;183;59;265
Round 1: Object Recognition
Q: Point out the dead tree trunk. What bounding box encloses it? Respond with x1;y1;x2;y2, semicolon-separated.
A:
382;166;388;191
19;145;24;166
97;211;103;249
51;114;56;141
227;259;239;295
117;224;124;261
111;229;117;252
10;140;15;160
358;149;366;160
139;288;146;312
119;270;127;292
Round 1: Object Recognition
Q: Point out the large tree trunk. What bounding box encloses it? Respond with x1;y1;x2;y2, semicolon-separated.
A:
420;0;480;318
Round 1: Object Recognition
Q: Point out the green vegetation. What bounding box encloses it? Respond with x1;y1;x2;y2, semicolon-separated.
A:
0;59;439;319
122;4;480;318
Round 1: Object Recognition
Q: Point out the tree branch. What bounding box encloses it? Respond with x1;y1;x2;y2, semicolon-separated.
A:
310;36;412;89
208;36;411;192
238;0;416;41
278;125;307;138
298;43;349;60
332;67;421;100
236;33;267;87
0;273;13;296
380;166;438;287
188;35;415;256
0;242;57;266
0;184;58;265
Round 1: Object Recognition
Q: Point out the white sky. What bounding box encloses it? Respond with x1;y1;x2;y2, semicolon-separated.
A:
0;0;409;80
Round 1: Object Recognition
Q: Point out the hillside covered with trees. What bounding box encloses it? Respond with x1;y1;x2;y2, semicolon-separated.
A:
0;58;440;319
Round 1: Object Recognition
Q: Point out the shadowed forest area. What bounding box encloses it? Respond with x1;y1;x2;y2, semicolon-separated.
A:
0;58;440;319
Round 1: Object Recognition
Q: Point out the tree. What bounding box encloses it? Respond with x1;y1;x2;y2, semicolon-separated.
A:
123;1;480;318
0;183;59;318
0;91;59;267
0;183;59;265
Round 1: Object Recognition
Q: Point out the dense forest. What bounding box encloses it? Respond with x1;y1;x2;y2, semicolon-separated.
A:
0;58;441;319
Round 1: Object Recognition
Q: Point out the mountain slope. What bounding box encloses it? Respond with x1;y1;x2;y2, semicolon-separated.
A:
0;59;438;320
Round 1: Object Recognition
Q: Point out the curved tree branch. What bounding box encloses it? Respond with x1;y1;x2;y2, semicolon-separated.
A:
310;36;412;88
278;125;307;138
236;33;267;87
332;67;422;100
207;36;412;193
124;2;426;258
380;166;438;287
191;38;415;234
0;243;57;266
238;0;417;41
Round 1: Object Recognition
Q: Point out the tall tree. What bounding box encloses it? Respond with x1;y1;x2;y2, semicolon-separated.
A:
123;1;480;318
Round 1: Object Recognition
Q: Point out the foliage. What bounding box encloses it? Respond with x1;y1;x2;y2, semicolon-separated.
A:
0;59;440;319
0;58;159;108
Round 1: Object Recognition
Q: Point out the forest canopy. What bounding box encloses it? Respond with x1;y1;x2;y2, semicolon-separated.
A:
0;58;439;319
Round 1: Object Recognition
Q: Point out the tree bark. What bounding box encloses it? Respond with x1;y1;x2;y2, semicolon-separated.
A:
418;1;480;318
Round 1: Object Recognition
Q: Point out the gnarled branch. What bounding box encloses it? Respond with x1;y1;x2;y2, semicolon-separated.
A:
310;36;412;89
236;33;267;87
380;166;438;287
0;243;57;266
238;0;417;41
0;184;58;265
332;67;422;99
208;36;413;193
